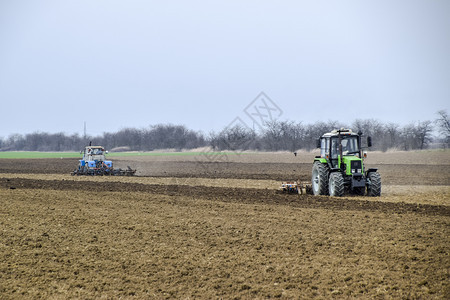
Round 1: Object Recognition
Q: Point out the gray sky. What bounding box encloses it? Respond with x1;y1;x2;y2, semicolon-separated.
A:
1;0;449;138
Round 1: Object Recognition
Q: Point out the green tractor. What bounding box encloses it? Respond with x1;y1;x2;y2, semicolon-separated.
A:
312;129;381;197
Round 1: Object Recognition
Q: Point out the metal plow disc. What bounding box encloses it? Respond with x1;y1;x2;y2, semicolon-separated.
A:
280;181;312;195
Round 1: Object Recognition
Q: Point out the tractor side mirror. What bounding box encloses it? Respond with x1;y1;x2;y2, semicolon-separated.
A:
105;151;109;154
367;136;372;147
316;139;321;148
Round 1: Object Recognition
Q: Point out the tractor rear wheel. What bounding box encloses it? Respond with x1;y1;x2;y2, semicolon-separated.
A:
329;172;344;197
312;162;329;195
367;172;381;197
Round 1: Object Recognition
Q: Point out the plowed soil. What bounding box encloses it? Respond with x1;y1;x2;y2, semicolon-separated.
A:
1;151;449;299
1;156;449;185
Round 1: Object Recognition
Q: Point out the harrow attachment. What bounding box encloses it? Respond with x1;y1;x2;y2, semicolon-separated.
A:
280;180;312;195
72;166;136;176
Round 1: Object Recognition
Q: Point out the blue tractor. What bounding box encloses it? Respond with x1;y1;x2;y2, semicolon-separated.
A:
72;145;136;176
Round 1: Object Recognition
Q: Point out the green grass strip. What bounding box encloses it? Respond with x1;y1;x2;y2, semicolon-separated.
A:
0;152;81;159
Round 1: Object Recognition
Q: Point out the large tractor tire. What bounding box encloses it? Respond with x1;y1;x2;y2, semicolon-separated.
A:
367;172;381;197
329;172;344;197
312;162;329;195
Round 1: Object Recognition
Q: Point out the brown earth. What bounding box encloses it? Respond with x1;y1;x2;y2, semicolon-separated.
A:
1;157;449;185
0;151;449;299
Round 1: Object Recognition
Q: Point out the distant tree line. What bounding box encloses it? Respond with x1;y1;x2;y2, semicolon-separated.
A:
0;124;207;152
99;124;207;151
210;118;440;152
1;112;449;152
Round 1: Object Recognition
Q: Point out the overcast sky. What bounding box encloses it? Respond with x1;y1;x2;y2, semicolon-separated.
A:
1;0;449;137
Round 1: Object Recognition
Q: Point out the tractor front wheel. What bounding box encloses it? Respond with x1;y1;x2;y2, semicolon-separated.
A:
329;172;344;197
367;172;381;197
312;162;329;195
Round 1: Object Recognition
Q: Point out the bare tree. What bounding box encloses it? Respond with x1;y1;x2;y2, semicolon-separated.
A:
400;121;433;150
352;119;385;150
261;121;284;151
302;120;346;150
435;110;450;147
216;124;255;151
136;124;206;151
435;110;450;135
416;121;433;149
382;123;401;151
260;120;306;152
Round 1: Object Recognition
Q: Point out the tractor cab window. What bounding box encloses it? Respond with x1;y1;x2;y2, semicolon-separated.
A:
320;138;326;157
329;138;340;168
331;138;339;159
320;138;331;158
92;148;103;155
342;136;359;155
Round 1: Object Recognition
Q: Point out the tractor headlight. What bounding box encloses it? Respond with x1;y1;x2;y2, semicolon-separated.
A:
357;169;361;173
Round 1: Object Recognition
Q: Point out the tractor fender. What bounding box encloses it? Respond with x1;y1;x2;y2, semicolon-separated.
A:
314;158;328;164
365;168;378;177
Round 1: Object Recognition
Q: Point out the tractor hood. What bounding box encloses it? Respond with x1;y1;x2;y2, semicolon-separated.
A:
341;155;363;175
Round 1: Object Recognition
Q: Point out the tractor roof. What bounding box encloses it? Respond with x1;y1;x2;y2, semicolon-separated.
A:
322;129;358;137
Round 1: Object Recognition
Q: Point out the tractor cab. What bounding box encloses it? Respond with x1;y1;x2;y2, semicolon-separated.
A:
79;146;112;172
82;146;108;162
319;129;362;169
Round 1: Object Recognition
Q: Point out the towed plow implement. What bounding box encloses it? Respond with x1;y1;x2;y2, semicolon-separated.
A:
280;180;312;195
72;165;136;176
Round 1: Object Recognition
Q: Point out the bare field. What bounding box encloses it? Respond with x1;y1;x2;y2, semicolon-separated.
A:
0;150;449;298
1;173;449;207
107;149;450;165
1;151;450;185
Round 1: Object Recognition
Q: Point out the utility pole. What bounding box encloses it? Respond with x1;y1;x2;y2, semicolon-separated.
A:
83;121;87;140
